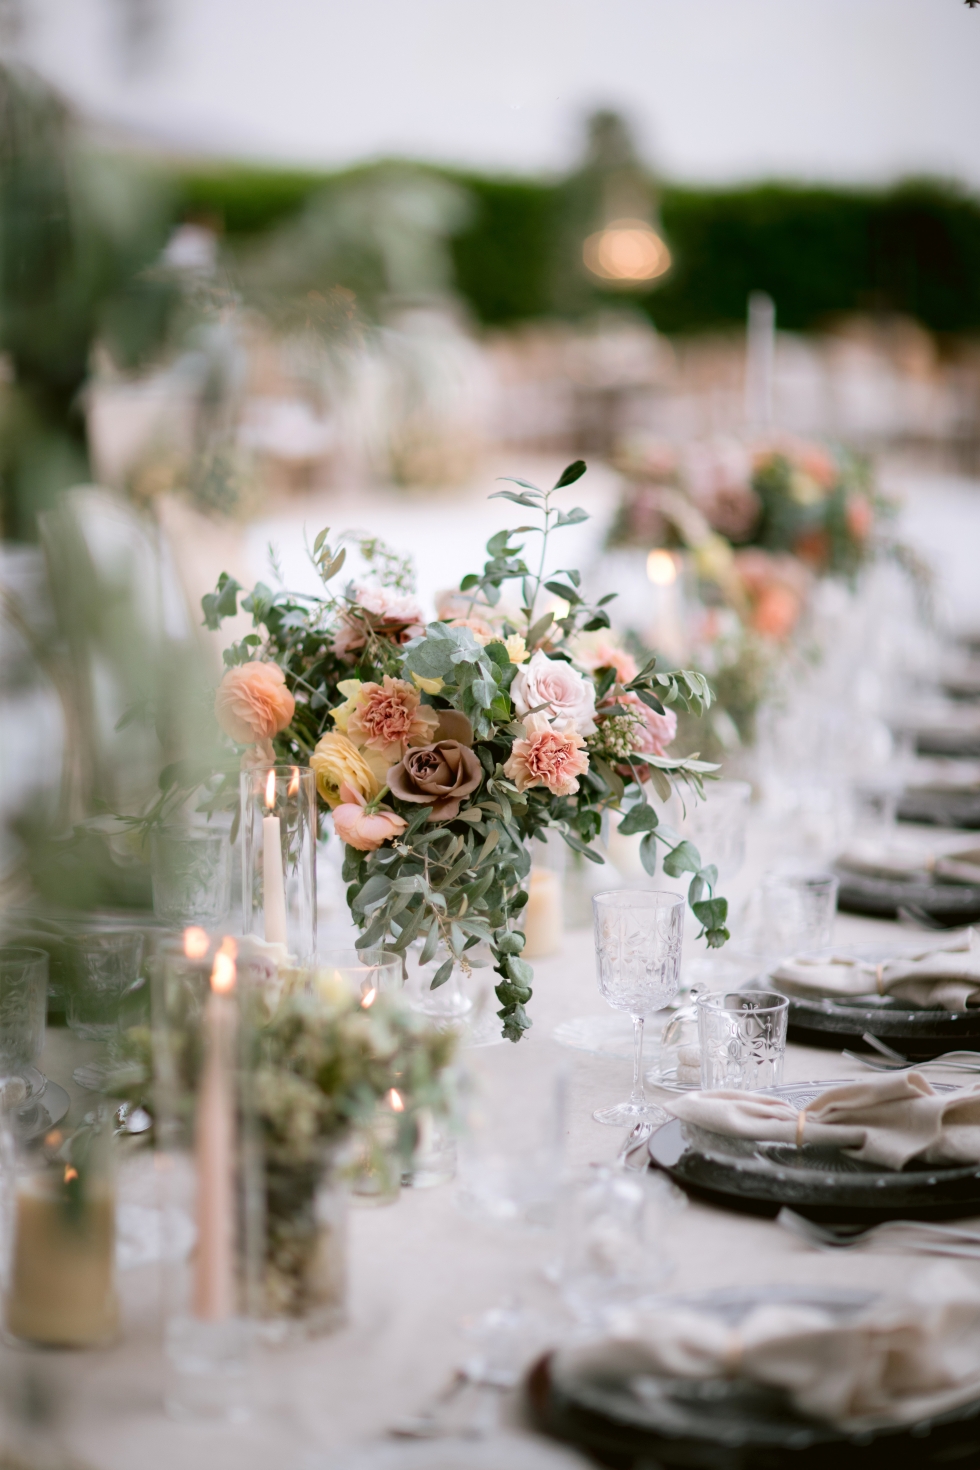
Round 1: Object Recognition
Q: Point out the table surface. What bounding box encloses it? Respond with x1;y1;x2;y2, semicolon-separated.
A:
16;818;980;1470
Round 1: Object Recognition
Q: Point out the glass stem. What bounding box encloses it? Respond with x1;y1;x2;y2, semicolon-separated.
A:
630;1015;646;1108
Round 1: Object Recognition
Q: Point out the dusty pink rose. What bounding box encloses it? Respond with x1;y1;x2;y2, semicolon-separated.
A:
511;650;597;735
503;713;589;797
575;639;639;685
620;691;677;757
214;662;295;744
346;676;439;760
331;583;426;660
332;783;408;852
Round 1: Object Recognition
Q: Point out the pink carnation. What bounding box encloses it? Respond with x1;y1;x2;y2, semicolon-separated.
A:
503;714;590;797
346;676;439;758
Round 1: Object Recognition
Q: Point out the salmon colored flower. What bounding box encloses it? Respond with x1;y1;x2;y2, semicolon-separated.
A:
503;713;590;797
332;783;407;852
345;676;439;762
310;732;381;809
751;585;801;640
574;635;638;685
214;662;295;745
846;496;874;541
449;616;494;645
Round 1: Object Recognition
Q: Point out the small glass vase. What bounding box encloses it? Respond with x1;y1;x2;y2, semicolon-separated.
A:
241;764;317;967
150;825;232;929
256;1150;348;1344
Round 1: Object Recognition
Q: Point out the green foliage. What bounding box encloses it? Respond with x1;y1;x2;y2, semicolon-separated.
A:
205;463;729;1041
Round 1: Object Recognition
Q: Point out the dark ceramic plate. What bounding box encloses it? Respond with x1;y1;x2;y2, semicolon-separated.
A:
834;864;980;921
897;788;980;829
528;1286;980;1469
914;729;980;760
647;1080;980;1223
782;985;980;1059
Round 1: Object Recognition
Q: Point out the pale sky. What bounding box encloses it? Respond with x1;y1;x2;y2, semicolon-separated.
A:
11;0;980;186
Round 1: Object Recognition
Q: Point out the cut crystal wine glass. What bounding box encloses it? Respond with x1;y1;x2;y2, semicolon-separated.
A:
592;889;684;1126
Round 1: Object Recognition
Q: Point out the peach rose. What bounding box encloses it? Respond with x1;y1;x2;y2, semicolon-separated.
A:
503;713;589;797
310;732;381;809
751;585;801;641
449;616;494;644
214;662;295;745
574;636;639;685
332;783;408;851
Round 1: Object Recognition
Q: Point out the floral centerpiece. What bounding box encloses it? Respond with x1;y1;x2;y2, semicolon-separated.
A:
204;461;729;1042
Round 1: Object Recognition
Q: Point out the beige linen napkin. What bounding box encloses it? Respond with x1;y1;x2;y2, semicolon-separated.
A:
553;1264;980;1430
772;928;980;1010
667;1070;980;1169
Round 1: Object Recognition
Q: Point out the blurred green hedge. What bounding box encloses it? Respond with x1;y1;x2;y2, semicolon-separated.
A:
175;164;980;335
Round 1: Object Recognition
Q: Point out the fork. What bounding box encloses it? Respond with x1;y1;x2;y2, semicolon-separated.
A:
842;1036;980;1073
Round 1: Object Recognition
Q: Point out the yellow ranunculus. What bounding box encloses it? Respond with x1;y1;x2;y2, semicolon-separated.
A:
330;678;364;734
310;731;380;809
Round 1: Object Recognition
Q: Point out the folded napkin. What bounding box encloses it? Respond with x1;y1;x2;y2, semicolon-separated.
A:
554;1264;980;1430
772;928;980;1010
667;1070;980;1170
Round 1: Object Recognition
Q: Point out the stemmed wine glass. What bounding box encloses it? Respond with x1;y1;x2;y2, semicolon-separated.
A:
591;889;684;1126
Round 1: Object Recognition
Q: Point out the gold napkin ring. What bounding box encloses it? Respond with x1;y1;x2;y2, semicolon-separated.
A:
795;1109;807;1148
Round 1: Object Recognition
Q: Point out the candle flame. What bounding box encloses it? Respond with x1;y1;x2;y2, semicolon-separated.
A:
388;1088;405;1113
647;549;678;586
287;766;300;796
361;986;377;1008
183;926;210;960
63;1166;78;1183
265;768;277;809
211;936;238;994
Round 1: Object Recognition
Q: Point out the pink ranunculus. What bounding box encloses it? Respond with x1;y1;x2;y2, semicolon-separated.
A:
350;582;424;625
346;676;439;760
511;650;597;735
503;713;590;797
332;783;408;852
620;691;677;758
214;661;295;745
331;583;426;660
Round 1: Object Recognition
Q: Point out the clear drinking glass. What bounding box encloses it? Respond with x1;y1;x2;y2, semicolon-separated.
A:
151;827;232;929
0;947;48;1101
697;989;789;1090
556;1167;669;1325
761;870;838;955
66;932;145;1042
241;765;317;966
591;890;685;1126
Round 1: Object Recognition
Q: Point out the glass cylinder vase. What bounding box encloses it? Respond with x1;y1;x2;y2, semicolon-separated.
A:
256;1150;347;1345
240;765;317;967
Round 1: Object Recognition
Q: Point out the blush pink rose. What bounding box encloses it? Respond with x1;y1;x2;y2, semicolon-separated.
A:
575;639;639;685
214;662;295;745
511;650;597;735
332;783;408;851
503;713;590;797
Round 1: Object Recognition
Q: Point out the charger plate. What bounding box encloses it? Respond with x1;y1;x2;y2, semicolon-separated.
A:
528;1285;980;1469
835;865;980;921
647;1080;980;1223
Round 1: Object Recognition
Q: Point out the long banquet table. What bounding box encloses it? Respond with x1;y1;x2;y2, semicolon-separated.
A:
22;822;980;1470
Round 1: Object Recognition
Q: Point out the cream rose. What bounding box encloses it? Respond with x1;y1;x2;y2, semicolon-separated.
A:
511;650;597;736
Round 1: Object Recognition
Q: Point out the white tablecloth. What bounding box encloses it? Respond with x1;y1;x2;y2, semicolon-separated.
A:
21;869;980;1470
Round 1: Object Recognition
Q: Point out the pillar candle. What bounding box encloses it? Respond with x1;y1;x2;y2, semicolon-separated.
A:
262;769;289;947
522;868;563;959
192;941;238;1321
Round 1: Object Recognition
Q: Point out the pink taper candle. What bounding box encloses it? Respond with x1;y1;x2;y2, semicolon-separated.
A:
192;938;238;1321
